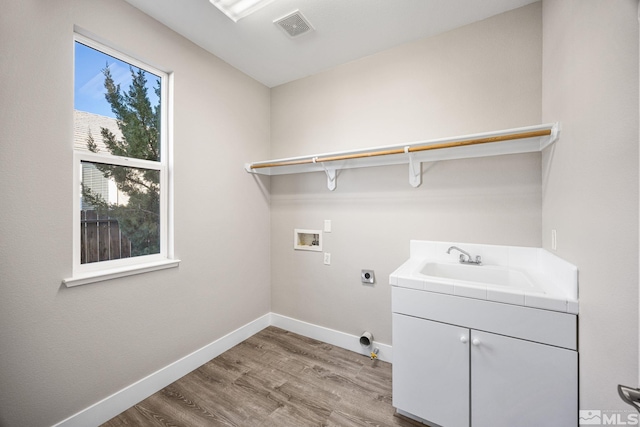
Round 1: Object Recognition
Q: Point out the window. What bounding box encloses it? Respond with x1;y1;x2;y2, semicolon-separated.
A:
64;33;178;287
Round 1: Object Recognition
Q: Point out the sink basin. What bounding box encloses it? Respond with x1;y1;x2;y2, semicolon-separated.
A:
389;240;579;314
420;262;537;291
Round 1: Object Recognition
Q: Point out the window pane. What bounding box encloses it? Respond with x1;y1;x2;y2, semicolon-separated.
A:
74;41;161;161
80;161;160;264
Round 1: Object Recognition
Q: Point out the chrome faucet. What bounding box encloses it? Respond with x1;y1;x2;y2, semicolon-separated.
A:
447;246;482;265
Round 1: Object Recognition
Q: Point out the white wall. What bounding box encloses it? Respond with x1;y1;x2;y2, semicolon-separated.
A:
270;3;543;345
542;0;639;412
0;1;271;426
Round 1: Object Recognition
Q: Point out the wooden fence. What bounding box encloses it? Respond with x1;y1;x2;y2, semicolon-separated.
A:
80;210;131;264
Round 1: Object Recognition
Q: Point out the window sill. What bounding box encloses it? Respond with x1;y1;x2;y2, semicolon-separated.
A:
62;259;181;287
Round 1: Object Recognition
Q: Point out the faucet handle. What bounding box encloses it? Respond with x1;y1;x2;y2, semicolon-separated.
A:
475;255;482;264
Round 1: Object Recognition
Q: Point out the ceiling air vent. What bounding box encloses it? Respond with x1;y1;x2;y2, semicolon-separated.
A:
274;10;314;38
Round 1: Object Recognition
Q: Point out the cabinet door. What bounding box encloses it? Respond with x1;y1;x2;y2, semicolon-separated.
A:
471;330;577;427
393;313;470;427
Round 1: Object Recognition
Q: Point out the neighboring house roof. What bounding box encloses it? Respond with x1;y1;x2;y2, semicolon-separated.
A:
74;110;123;152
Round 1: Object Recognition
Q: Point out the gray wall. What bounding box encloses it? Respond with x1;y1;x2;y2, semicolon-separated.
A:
0;1;271;426
2;1;638;425
270;3;543;344
542;0;639;411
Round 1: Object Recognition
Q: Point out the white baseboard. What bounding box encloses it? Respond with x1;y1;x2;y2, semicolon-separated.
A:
53;312;393;427
53;313;271;427
270;313;393;363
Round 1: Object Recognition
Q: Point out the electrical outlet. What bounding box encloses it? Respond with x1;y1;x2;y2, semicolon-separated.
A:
324;220;331;233
361;269;375;284
324;252;331;265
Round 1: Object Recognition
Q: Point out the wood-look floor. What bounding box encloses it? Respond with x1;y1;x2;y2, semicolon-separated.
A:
101;326;422;427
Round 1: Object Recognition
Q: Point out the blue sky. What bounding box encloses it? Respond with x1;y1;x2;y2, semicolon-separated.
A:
74;42;160;118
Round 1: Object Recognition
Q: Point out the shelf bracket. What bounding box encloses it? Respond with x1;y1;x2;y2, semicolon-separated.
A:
540;122;561;150
407;148;421;188
324;166;337;191
314;158;337;191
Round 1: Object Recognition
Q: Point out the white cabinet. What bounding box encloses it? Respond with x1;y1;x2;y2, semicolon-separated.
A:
392;287;578;427
470;330;577;427
393;314;469;427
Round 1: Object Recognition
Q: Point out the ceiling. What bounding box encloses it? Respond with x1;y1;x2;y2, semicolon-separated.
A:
124;0;538;88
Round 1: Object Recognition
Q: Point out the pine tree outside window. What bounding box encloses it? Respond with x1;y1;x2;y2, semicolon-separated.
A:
65;33;178;287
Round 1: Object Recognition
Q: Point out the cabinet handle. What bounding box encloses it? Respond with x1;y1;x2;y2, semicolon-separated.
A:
460;336;468;344
472;338;481;346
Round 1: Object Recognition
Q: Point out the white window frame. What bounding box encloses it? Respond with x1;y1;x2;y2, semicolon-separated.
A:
64;33;178;287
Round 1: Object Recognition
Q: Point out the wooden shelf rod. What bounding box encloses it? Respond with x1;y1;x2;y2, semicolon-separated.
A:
248;128;553;171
